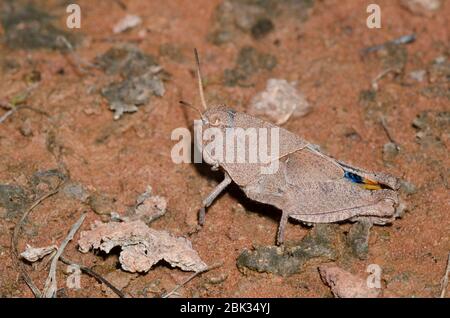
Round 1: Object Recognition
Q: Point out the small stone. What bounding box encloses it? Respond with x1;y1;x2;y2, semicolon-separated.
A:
207;273;228;285
401;0;441;16
394;199;409;218
19;118;33;137
409;69;426;82
382;142;399;162
63;182;90;203
251;18;274;39
434;56;446;64
88;192;115;215
343;128;362;141
319;265;380;298
249;79;310;125
113;15;142;34
400;180;417;195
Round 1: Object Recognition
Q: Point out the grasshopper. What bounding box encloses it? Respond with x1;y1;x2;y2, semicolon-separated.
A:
187;50;400;245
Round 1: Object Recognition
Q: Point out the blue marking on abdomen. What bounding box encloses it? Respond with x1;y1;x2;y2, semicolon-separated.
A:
344;171;364;184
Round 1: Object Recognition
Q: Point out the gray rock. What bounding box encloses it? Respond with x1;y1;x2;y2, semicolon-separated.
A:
346;221;372;260
0;184;29;219
400;180;417;195
382;142;400;162
62;182;90;203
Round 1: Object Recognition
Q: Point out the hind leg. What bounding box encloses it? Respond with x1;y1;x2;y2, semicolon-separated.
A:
276;211;289;246
198;173;232;225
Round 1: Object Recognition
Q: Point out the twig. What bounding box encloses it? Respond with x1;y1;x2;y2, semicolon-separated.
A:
162;262;223;298
59;256;126;298
371;68;393;91
11;186;62;298
361;34;416;55
440;252;450;298
57;36;96;75
380;116;398;146
42;213;87;298
0;108;17;123
0;105;50;124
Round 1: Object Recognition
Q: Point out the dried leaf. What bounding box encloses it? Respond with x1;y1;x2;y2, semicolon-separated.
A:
111;186;167;224
133;186;167;223
20;244;57;262
78;220;207;273
102;71;165;120
97;45;165;120
318;265;380;298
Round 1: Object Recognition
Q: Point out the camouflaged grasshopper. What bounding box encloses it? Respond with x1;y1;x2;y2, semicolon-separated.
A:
188;50;400;245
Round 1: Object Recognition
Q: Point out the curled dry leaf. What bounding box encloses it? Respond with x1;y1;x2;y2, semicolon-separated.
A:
318;265;380;298
249;78;310;125
20;244;57;262
78;220;207;273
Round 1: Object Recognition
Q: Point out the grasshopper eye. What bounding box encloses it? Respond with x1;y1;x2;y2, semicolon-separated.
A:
209;115;221;126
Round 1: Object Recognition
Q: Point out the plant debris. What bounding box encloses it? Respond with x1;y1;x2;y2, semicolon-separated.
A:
42;213;86;298
97;45;165;119
11;183;63;298
249;78;311;125
127;186;167;224
78;220;207;273
88;192;116;215
110;187;167;223
59;256;126;298
318;265;380;298
441;252;450;298
361;34;415;58
20;245;57;262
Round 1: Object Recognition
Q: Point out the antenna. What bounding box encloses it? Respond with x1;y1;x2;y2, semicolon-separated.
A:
179;100;204;119
194;49;208;111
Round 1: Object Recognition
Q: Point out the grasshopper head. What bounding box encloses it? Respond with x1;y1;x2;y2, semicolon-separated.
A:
202;106;236;129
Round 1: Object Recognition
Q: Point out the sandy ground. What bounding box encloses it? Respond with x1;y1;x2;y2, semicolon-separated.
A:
0;0;448;297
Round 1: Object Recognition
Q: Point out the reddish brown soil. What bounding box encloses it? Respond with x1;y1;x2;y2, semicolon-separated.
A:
0;0;448;297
